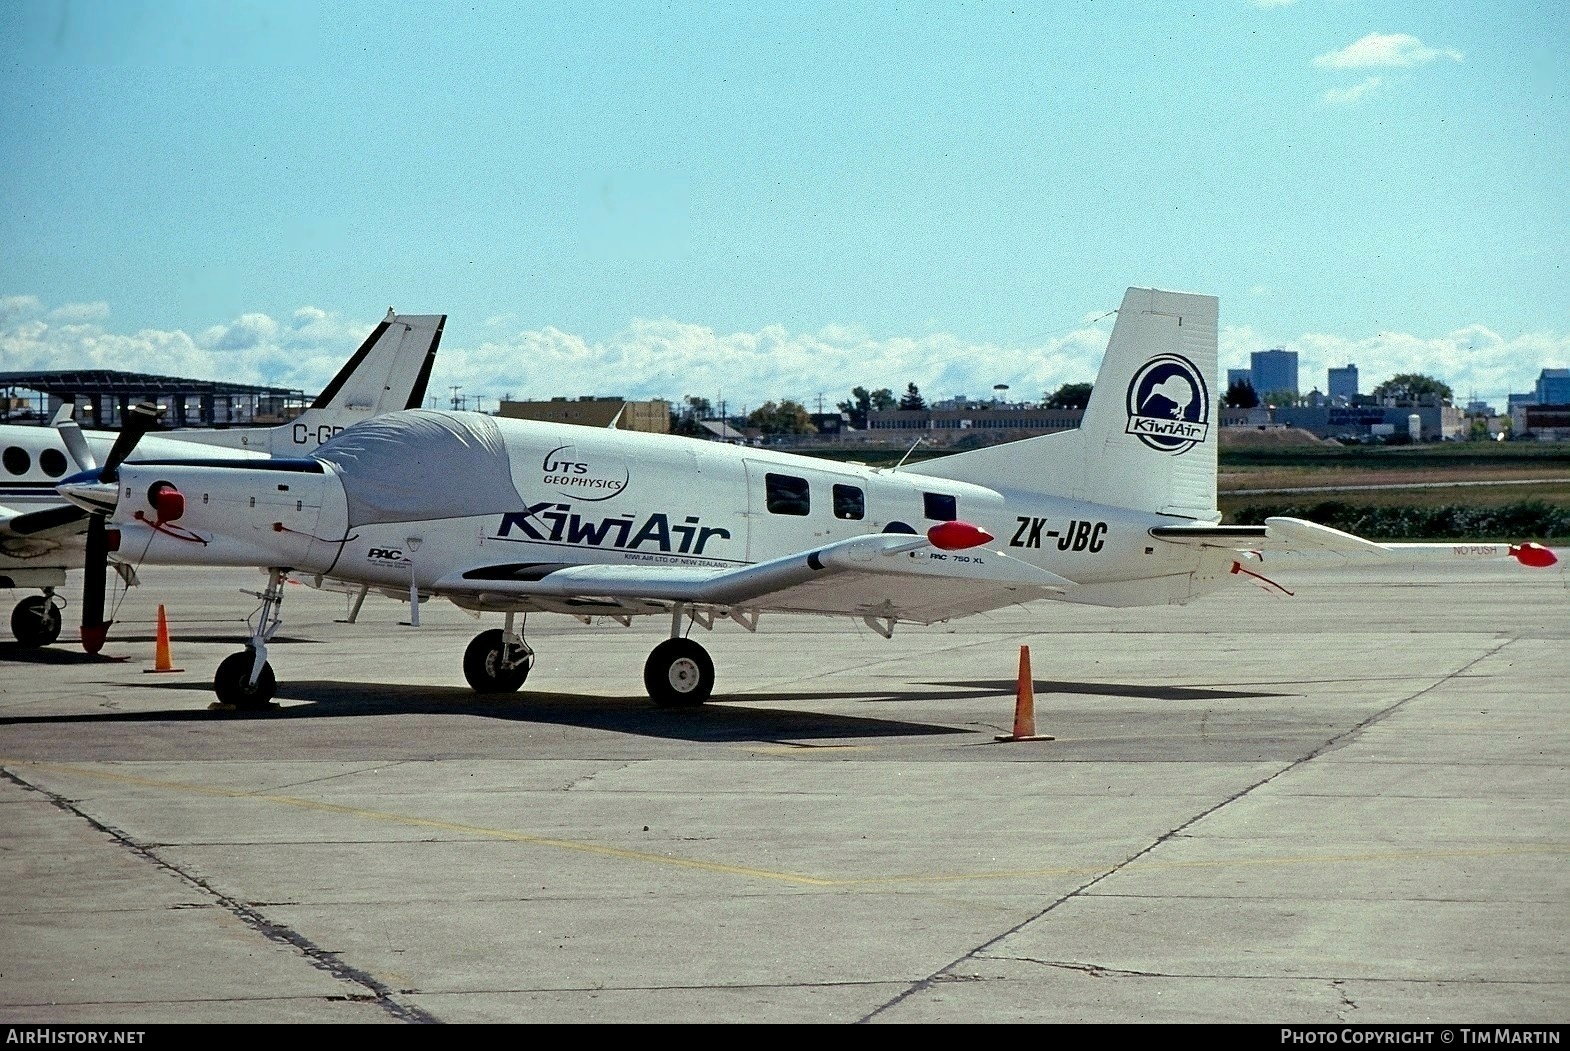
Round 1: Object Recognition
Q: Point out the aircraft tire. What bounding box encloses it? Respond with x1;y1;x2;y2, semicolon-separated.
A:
463;629;532;693
644;638;714;707
214;649;276;710
11;595;63;647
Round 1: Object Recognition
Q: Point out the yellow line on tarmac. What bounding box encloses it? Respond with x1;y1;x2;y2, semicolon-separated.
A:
9;760;1568;889
5;759;839;887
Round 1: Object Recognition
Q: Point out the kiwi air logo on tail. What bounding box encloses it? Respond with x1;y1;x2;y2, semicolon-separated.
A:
1125;354;1210;454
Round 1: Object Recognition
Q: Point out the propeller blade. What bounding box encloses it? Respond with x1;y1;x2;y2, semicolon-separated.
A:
80;515;111;654
52;404;98;473
101;402;162;482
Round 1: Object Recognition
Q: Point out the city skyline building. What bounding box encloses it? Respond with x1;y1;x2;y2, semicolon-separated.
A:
1328;363;1359;405
1250;348;1299;400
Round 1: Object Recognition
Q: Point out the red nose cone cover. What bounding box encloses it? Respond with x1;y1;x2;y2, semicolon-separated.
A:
152;485;185;523
928;520;994;550
1509;542;1558;568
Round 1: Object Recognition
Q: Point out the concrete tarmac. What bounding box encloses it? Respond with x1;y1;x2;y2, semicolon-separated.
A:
1;555;1566;1024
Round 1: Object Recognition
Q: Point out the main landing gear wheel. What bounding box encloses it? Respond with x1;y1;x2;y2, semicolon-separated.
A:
464;629;533;693
644;638;714;707
214;649;276;710
11;595;63;647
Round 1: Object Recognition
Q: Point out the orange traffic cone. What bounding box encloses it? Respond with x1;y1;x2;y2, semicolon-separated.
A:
144;604;184;674
995;645;1053;742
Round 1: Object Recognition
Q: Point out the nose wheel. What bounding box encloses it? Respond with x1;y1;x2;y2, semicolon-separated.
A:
214;648;276;710
10;593;64;647
643;638;714;707
211;568;284;711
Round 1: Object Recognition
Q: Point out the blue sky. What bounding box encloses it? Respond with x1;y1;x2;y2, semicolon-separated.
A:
2;0;1566;412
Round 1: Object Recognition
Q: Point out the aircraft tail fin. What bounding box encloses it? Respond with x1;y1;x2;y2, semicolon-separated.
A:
905;287;1220;521
156;311;447;456
311;310;445;415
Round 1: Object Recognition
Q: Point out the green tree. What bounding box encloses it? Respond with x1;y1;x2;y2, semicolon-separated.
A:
1262;388;1299;408
670;394;712;436
837;386;873;428
747;399;814;435
1371;373;1453;406
1045;382;1093;409
1225;379;1259;409
898;383;926;410
837;386;897;427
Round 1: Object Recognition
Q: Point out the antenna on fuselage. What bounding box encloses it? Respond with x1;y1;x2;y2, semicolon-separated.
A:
606;403;626;429
891;436;925;470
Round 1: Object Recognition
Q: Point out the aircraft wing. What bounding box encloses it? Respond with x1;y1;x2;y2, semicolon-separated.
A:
0;501;90;557
432;532;1076;625
1150;516;1558;568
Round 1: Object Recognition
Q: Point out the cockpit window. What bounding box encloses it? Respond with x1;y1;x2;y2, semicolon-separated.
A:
923;492;957;521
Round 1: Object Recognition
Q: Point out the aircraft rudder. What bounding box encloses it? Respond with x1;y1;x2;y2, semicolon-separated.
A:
310;313;447;415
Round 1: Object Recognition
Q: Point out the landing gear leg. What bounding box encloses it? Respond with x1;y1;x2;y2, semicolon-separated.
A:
643;604;714;707
214;568;284;710
464;611;535;693
10;589;64;647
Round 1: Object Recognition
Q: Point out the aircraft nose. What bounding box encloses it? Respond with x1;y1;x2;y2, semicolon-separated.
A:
57;471;119;515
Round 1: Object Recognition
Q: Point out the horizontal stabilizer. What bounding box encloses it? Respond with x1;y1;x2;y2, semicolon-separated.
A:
1150;516;1558;569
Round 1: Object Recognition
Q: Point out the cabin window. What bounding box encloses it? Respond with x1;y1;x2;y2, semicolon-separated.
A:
3;446;29;475
923;492;957;521
832;483;865;520
764;473;810;516
39;448;68;477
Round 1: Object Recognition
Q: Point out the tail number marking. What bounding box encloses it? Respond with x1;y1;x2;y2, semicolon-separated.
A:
1009;517;1106;552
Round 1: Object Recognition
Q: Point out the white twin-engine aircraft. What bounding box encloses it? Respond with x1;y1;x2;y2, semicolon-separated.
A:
2;311;445;650
57;288;1557;709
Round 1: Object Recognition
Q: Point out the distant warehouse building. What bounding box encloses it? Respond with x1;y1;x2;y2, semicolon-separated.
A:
498;395;670;434
1272;404;1464;441
1536;368;1570;406
866;406;1084;444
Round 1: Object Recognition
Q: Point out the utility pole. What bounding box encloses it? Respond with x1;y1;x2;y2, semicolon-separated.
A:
450;385;463;411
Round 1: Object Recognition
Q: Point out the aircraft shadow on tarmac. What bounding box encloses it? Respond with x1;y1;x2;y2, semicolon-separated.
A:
0;678;977;743
922;678;1294;702
0;674;1296;744
0;637;317;664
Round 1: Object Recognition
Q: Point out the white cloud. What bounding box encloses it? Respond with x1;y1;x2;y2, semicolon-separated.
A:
1313;33;1463;70
47;301;111;322
5;296;1564;414
436;317;1118;413
1;295;43;319
1322;76;1383;106
0;300;381;395
204;312;280;351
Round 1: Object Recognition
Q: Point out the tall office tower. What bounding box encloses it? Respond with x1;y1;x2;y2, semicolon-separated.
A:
1328;363;1359;403
1251;348;1299;398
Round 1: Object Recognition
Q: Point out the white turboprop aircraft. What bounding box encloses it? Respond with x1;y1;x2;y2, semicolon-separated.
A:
56;287;1556;709
2;311;446;649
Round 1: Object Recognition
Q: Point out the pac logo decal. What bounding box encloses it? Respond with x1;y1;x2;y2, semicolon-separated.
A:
1125;354;1210;454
